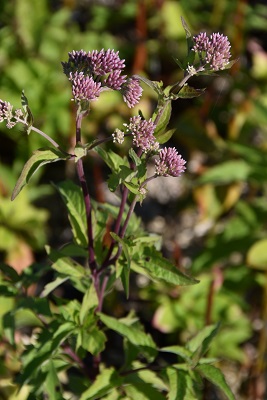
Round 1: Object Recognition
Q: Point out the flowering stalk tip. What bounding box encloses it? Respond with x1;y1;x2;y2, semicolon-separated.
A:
155;147;186;177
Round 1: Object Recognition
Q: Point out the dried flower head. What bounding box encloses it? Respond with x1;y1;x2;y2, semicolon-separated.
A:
0;100;20;129
193;32;231;71
126;116;157;153
155;147;186;177
120;78;143;108
112;128;125;144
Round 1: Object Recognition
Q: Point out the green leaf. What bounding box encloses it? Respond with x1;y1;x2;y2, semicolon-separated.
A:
247;239;267;270
110;233;131;298
134;75;164;96
187;324;220;365
139;249;198;286
156;128;176;144
124;380;165;400
0;263;20;283
3;312;16;346
74;143;88;161
180;17;195;62
198;160;251;185
173;85;205;99
196;364;235;400
79;285;98;323
80;367;122;400
99;313;157;361
46;246;86;279
160;346;192;362
41;276;69;297
21;90;34;134
77;327;106;356
55;181;88;247
12;147;69;200
153;101;172;138
166;367;187;400
94;146;128;172
44;360;61;400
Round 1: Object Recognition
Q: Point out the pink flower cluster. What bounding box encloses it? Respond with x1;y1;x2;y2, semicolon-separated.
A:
155;147;186;177
62;49;142;106
193;32;231;71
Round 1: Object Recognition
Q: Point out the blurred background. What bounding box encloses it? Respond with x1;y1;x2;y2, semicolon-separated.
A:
1;0;267;398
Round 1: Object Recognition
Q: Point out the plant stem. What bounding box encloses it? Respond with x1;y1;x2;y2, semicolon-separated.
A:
75;112;96;271
17;118;71;155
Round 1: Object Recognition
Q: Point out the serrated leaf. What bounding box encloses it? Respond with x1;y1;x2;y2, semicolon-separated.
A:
141;250;198;286
94;146;128;172
174;85;205;99
187;324;220;365
160;346;192;362
44;360;61;400
181;17;194;53
156;128;176;144
41;276;69;297
12;147;69;200
196;364;235;400
173;57;184;70
80;367;122;400
110;233;131;297
77;327;106;356
21;90;34;134
99;313;157;361
166;368;187;400
79;285;98;323
133;75;164;96
54;181;87;247
46;246;86;279
153;101;172;138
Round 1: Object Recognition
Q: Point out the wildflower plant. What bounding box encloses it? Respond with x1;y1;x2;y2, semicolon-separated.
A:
0;19;236;399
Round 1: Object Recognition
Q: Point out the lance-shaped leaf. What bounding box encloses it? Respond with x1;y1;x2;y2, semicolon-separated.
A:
54;181;88;247
181;17;195;66
11;147;69;200
21;90;34;134
80;368;122;400
137;248;199;286
172;85;205;99
196;364;235;400
153;100;172;138
99;313;157;361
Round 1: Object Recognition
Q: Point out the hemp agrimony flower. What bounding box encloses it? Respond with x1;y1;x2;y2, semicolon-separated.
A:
155;147;186;177
62;49;142;108
0;100;21;129
193;32;231;71
125;116;158;153
121;77;143;108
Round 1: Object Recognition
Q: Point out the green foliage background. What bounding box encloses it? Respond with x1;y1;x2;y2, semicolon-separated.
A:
1;0;267;398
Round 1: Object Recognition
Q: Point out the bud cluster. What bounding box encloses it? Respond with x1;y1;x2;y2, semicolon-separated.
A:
0;100;22;129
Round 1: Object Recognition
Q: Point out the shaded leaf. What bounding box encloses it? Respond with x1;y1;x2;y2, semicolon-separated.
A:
80;368;122;400
196;364;235;400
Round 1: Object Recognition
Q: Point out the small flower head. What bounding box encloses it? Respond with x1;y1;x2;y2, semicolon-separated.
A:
155;147;186;177
126;116;157;153
193;32;231;71
62;49;138;107
70;72;102;102
88;49;125;76
121;77;143;108
0;100;20;129
112;128;125;144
